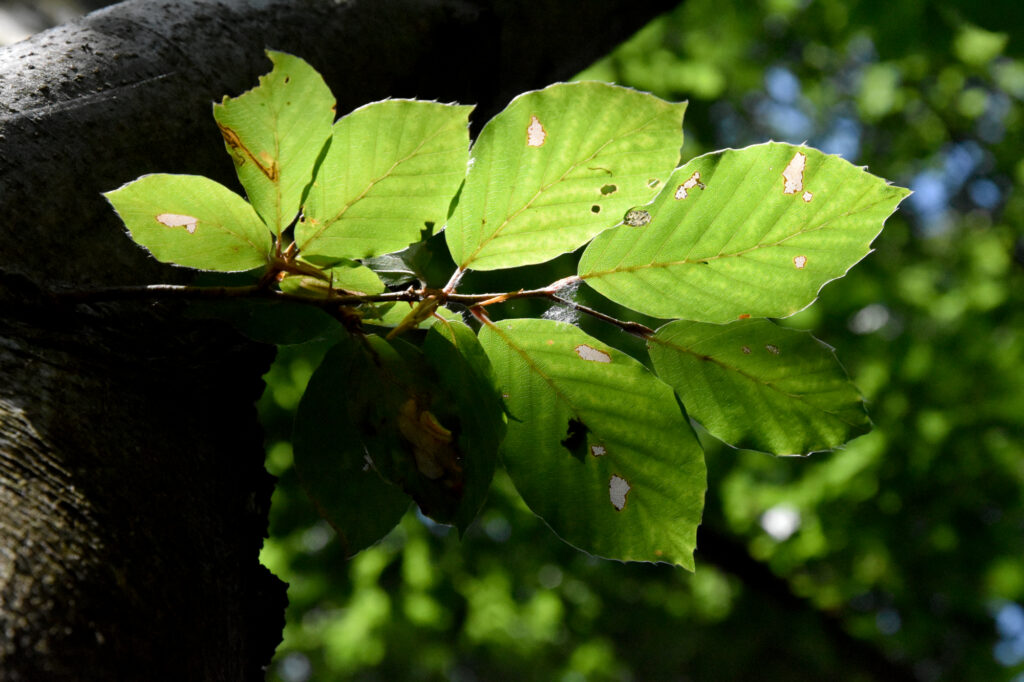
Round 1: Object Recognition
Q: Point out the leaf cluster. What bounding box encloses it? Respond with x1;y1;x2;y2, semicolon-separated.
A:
105;51;908;568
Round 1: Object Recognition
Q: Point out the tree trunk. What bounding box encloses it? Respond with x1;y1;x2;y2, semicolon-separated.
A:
0;0;677;678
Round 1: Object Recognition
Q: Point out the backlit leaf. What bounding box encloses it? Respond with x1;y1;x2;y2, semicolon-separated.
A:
445;82;686;271
578;143;911;322
104;173;271;271
478;318;705;568
213;50;335;235
648;319;870;455
298;100;471;260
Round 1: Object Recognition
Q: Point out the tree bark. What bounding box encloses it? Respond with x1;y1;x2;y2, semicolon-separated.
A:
0;0;678;679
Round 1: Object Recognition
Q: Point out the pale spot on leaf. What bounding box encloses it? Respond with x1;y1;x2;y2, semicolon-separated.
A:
623;208;651;227
766;344;780;355
527;115;546;147
609;475;630;511
742;346;751;354
794;255;808;269
802;191;813;202
575;344;611;363
590;444;607;457
156;213;199;234
674;171;705;200
782;151;807;194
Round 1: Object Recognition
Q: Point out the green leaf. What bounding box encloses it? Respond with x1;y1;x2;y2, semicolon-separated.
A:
104;174;271;271
279;259;386;297
578;143;911;322
478;318;705;568
445;82;686;271
293;334;410;557
213;50;335;235
297;100;472;260
370;302;463;330
648;319;870;455
297;331;501;534
423;320;506;532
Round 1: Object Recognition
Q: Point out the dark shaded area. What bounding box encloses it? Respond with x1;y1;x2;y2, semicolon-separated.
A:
0;0;678;679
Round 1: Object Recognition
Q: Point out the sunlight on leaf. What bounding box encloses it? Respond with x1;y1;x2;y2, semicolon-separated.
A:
578;143;910;322
446;82;686;271
478;318;705;568
649;319;870;455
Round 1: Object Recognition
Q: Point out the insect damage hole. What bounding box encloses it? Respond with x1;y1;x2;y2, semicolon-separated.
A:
802;191;813;202
623;208;651;227
156;213;199;234
674;171;705;200
590;444;607;457
575;344;611;363
591;205;601;214
526;115;546;147
793;255;808;269
600;184;618;195
609;475;631;511
782;151;807;195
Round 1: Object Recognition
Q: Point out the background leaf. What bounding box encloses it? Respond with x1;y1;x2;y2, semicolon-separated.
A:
293;334;410;558
478;318;705;568
578;143;911;322
423;320;506;532
104;173;271;271
445;82;686;271
648;319;870;455
279;259;386;297
298;100;471;260
213;50;335;235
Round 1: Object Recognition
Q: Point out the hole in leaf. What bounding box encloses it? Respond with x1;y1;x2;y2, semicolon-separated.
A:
561;418;589;462
623;209;651;227
575;344;611;363
591;205;601;214
600;184;617;195
802;191;813;203
527;114;546;147
609;474;631;511
782;151;806;194
647;178;660;188
590;444;607;457
674;171;706;200
156;213;199;234
794;255;808;269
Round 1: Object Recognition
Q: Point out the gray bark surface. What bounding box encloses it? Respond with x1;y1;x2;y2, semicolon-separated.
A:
0;0;677;679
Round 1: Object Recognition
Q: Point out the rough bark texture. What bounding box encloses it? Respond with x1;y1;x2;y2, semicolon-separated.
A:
0;0;677;679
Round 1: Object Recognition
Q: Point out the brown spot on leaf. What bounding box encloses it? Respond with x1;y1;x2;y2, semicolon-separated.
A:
738;313;750;320
794;255;808;269
575;344;611;363
674;171;705;200
782;151;807;195
397;398;458;480
766;344;780;355
741;346;751;354
526;115;546;147
609;475;631;511
156;213;198;234
217;122;279;180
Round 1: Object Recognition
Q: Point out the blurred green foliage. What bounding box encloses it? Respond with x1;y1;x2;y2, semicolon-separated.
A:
260;0;1024;679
